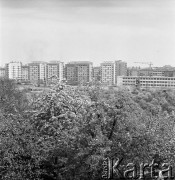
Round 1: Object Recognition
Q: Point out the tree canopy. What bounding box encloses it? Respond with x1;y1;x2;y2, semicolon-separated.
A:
0;79;175;179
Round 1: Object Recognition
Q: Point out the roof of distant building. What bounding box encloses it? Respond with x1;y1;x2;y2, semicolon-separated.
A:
30;61;47;64
9;61;22;64
100;61;114;65
48;61;64;64
67;61;93;65
28;61;47;65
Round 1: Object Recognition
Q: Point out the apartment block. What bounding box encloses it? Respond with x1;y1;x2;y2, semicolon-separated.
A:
100;62;115;85
46;61;64;83
93;67;101;81
115;60;127;84
28;61;47;84
7;62;22;80
0;67;6;78
65;61;93;85
21;65;29;82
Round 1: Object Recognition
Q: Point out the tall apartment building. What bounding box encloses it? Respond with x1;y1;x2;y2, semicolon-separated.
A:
5;64;8;78
77;62;93;84
65;61;93;85
7;62;22;80
46;61;64;83
0;67;6;78
28;61;47;84
100;62;115;85
115;60;127;84
92;67;101;81
63;65;66;80
21;65;29;82
65;63;77;85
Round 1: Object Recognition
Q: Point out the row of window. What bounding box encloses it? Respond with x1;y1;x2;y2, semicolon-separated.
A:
123;80;175;84
123;83;175;87
123;77;175;80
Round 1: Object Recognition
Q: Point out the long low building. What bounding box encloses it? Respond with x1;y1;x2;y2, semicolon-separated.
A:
117;76;175;88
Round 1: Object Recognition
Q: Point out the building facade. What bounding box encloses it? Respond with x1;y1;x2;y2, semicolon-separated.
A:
152;66;175;77
46;61;64;83
65;61;93;85
117;76;175;89
100;62;115;85
139;66;175;77
7;62;22;80
139;68;152;76
115;60;127;76
0;67;6;78
92;67;101;81
28;61;47;84
115;60;127;84
65;63;77;85
21;65;29;82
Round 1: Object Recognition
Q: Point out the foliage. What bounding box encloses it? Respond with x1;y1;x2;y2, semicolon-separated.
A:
0;79;175;179
0;78;29;114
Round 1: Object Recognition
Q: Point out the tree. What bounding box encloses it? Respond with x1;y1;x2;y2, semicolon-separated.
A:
0;78;29;114
1;80;175;179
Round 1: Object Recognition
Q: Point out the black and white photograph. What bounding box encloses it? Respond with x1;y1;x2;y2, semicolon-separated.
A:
0;0;175;179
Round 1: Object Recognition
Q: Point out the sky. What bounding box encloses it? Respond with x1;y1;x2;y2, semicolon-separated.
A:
0;0;175;67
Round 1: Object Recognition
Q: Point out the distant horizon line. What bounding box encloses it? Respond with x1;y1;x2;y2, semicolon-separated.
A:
0;60;174;68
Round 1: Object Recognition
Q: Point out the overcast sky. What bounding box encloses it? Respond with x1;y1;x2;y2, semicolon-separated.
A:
0;0;175;67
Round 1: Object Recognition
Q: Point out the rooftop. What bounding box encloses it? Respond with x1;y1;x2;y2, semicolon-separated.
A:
67;61;93;64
